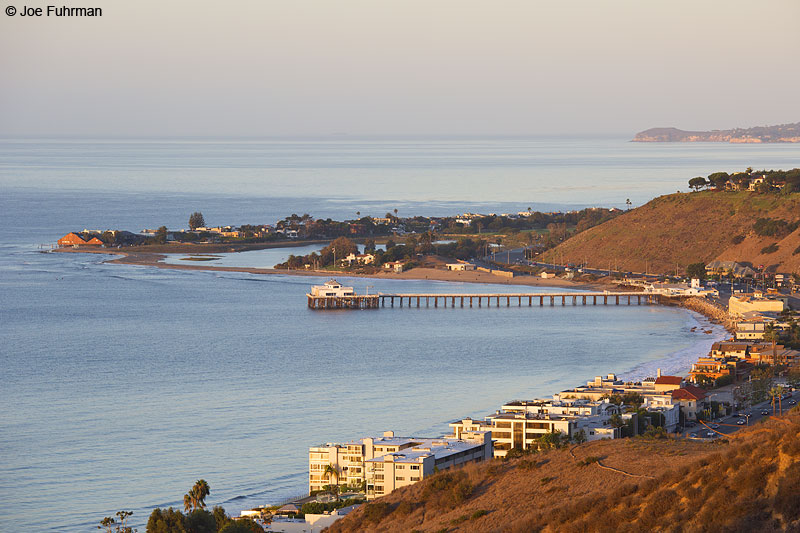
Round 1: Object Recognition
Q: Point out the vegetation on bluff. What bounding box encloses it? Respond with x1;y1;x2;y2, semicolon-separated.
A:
543;177;800;275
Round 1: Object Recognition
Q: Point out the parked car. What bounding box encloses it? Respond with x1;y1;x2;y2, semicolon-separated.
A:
711;424;720;429
761;410;770;415
737;419;746;425
689;433;698;438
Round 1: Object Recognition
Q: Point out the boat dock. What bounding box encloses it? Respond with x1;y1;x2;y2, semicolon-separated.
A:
307;291;659;309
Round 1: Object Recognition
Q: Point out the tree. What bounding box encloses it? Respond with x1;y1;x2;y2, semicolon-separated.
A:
155;226;168;244
686;262;706;280
211;506;231;532
218;520;263;533
183;479;210;513
323;464;340;499
688;177;707;191
146;508;186;533
184;509;216;533
99;511;136;533
708;172;730;190
763;324;780;365
363;239;376;253
188;212;205;230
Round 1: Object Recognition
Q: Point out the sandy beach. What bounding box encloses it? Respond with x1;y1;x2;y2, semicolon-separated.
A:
53;246;611;291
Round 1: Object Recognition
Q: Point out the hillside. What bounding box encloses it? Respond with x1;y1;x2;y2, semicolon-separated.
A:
327;411;800;532
540;191;800;275
633;122;800;143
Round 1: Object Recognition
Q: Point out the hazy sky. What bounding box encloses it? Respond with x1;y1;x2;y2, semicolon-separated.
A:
2;0;798;136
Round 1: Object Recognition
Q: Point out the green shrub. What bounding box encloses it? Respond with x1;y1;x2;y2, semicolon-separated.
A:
760;243;779;254
732;234;745;244
471;509;488;520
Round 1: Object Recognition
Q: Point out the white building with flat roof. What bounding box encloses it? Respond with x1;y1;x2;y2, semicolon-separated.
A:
309;430;491;498
364;432;492;499
309;280;355;298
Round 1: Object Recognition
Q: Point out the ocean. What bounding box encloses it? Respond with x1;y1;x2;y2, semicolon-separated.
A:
1;136;793;531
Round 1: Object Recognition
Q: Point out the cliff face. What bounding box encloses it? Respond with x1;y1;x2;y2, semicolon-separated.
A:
633;122;800;143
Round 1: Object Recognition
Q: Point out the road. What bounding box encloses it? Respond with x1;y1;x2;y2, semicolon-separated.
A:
683;392;797;440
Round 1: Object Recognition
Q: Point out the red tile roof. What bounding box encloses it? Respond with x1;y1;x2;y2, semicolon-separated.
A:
672;385;707;401
654;376;683;386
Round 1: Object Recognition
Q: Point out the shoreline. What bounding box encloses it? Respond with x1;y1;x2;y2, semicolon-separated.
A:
53;244;735;518
52;247;612;291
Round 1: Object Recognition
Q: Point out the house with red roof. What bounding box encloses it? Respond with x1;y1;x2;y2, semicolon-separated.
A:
671;385;707;421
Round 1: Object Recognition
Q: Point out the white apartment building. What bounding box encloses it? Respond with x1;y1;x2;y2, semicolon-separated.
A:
309;430;492;498
450;397;621;458
728;292;788;317
364;432;492;499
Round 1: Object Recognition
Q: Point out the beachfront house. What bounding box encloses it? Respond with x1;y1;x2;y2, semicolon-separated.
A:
383;261;406;273
57;232;104;246
341;253;375;266
446;262;476;271
264;504;361;532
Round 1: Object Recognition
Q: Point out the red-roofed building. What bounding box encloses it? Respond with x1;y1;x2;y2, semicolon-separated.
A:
57;232;104;246
57;232;88;246
654;375;683;392
671;385;707;421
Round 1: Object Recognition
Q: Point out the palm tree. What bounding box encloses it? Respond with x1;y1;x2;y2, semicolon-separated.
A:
764;324;779;365
193;479;210;509
184;479;210;512
323;464;339;499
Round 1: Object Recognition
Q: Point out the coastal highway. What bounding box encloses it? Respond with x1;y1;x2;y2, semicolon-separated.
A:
686;393;797;440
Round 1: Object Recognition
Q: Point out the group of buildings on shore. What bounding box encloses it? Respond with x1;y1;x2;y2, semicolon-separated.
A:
307;368;710;502
304;283;797;505
685;287;797;385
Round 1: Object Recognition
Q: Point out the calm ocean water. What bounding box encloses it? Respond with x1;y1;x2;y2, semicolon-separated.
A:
1;136;793;531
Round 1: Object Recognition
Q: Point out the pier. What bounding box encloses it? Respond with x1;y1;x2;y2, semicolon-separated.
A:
308;291;658;309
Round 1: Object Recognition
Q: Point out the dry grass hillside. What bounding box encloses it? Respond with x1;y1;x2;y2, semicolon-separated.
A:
326;411;800;533
540;192;800;275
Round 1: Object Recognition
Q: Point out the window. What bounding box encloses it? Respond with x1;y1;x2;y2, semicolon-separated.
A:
373;474;384;481
410;465;420;470
495;421;512;429
396;477;405;481
396;465;405;469
410;477;420;481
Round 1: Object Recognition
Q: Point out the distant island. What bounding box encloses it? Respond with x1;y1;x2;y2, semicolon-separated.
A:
632;121;800;143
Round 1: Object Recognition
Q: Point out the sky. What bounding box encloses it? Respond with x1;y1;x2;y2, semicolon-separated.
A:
1;0;799;137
